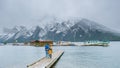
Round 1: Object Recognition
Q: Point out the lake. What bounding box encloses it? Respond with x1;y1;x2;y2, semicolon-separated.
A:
0;42;120;68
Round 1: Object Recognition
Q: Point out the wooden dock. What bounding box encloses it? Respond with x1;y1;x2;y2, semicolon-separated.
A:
27;51;64;68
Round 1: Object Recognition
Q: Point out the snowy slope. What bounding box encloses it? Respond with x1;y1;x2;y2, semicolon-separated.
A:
0;17;120;43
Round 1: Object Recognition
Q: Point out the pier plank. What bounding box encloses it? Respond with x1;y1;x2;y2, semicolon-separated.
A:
27;51;64;68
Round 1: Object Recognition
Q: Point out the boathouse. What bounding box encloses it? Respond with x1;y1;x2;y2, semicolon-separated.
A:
30;40;53;46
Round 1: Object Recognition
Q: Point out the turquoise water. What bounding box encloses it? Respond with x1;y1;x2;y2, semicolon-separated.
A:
0;42;120;68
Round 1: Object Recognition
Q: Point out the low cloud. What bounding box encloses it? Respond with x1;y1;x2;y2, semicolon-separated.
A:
0;0;120;33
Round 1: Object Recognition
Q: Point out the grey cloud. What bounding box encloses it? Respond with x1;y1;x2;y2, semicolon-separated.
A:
0;0;120;33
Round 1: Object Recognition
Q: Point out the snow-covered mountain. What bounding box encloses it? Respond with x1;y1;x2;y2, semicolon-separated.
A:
0;18;120;43
43;18;120;41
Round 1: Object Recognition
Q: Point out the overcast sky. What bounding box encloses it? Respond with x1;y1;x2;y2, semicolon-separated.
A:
0;0;120;33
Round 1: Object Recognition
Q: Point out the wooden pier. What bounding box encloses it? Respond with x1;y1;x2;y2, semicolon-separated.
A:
27;51;64;68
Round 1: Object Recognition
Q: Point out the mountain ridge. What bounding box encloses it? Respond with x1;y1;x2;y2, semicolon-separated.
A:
0;18;120;43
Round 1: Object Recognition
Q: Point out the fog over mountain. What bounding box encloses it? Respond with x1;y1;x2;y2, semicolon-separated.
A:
0;0;120;33
0;18;120;43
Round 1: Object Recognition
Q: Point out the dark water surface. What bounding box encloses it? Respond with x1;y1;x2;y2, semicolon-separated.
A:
0;42;120;68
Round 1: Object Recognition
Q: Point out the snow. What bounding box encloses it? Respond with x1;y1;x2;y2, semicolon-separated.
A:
0;17;119;42
1;33;15;40
56;31;61;34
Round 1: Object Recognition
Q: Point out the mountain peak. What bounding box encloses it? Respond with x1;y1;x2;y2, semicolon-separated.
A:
1;18;120;43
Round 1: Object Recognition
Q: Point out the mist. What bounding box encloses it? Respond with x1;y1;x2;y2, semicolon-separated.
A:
0;0;120;33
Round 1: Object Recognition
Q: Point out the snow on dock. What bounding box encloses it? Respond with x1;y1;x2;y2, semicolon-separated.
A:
27;51;64;68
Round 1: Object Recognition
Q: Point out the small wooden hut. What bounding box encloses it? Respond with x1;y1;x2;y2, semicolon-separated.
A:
30;40;53;46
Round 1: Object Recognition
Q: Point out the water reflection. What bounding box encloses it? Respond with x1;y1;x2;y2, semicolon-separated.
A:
52;43;120;68
0;42;120;68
